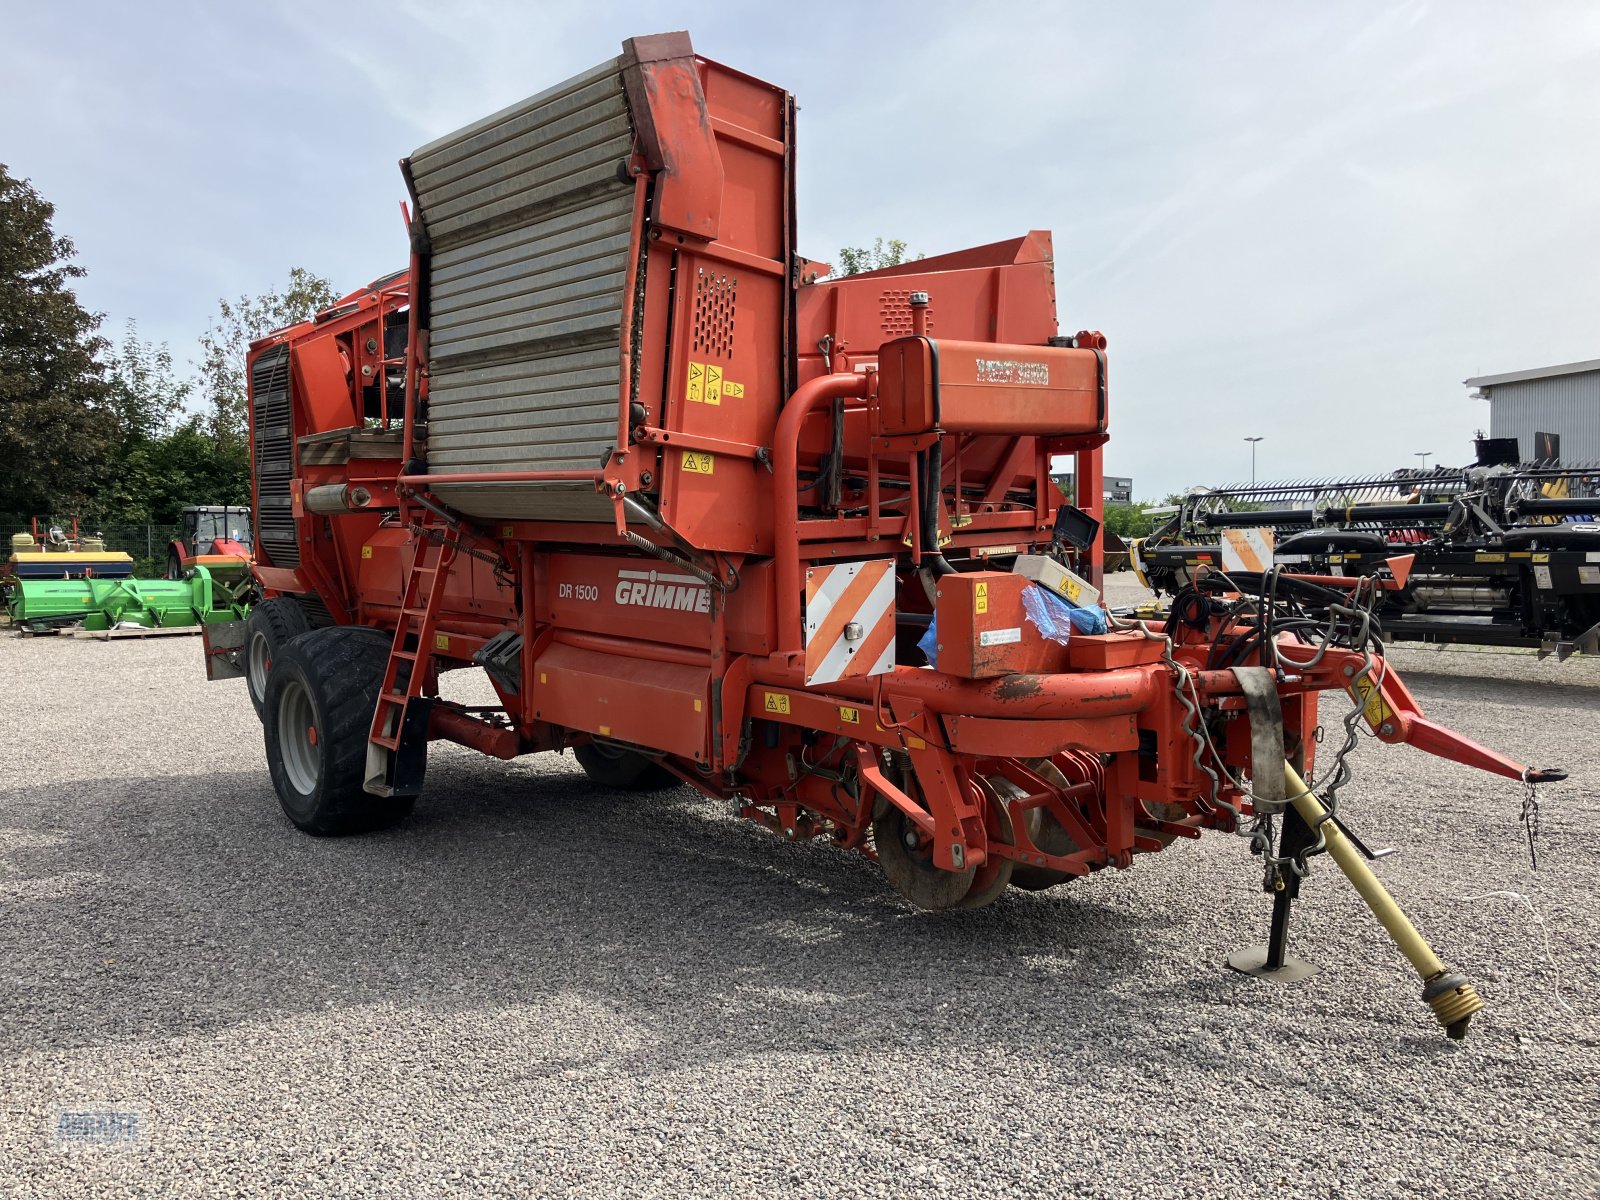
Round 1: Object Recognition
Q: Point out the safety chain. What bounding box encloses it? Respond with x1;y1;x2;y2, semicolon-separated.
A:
1253;602;1384;880
1520;770;1542;871
1115;568;1386;882
1101;605;1240;829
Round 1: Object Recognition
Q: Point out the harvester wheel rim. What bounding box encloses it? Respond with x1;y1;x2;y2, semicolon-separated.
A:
248;631;272;702
278;677;322;796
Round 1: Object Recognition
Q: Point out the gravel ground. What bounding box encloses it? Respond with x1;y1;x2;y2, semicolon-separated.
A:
2;594;1597;1199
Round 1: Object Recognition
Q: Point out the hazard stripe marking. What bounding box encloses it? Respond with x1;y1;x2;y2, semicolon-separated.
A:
1221;527;1275;574
804;560;897;686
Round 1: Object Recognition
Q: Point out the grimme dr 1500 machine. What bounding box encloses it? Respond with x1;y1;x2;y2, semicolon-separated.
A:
206;32;1564;1038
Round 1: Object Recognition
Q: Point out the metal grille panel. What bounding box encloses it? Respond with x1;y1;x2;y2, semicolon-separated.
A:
410;57;637;519
249;344;297;567
880;289;934;337
691;268;737;358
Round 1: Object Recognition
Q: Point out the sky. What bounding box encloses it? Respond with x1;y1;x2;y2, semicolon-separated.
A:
3;0;1598;498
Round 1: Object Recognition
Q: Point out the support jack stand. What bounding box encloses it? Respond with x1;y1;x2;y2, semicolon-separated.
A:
1227;804;1319;983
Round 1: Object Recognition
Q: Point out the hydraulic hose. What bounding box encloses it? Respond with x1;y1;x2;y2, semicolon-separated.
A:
918;446;956;600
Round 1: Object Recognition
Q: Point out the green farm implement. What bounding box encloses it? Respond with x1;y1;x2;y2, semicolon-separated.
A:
6;565;251;636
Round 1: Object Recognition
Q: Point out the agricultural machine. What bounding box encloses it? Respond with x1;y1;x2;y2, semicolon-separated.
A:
208;32;1565;1038
5;514;251;636
1133;456;1600;659
3;519;133;584
165;505;254;583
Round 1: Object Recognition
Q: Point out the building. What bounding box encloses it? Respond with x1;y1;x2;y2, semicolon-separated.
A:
1104;475;1134;504
1465;359;1600;463
1049;473;1135;505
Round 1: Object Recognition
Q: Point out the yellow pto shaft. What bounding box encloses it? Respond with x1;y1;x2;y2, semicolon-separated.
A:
1283;763;1485;1039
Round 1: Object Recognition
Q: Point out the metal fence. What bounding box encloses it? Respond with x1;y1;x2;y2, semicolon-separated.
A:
3;524;183;578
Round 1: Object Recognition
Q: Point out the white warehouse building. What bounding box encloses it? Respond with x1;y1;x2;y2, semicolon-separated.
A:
1466;358;1600;463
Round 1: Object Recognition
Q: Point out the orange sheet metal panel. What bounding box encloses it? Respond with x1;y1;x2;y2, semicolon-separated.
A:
650;59;793;555
877;338;1102;436
290;333;357;431
1065;631;1167;672
533;641;710;763
931;571;1069;678
944;713;1139;758
538;552;716;650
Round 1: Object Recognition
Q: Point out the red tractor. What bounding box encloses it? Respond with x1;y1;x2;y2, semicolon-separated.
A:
166;505;253;582
203;32;1563;1039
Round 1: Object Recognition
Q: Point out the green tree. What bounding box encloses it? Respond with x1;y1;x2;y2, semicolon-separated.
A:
106;320;188;446
197;267;336;450
0;163;116;522
836;237;921;276
1102;502;1159;541
94;321;196;524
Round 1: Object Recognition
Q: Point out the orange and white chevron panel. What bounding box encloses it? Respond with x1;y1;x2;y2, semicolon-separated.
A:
803;559;897;686
1220;527;1275;573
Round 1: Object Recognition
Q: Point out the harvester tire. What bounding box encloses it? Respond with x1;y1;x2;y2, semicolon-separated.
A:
263;625;415;836
573;741;679;792
245;598;313;718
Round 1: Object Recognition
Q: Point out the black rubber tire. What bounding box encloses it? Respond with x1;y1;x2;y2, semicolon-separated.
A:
165;552;183;580
573;741;679;792
244;597;313;718
263;625;416;836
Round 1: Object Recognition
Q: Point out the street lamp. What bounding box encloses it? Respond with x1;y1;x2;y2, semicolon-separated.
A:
1244;436;1263;485
1415;451;1432;472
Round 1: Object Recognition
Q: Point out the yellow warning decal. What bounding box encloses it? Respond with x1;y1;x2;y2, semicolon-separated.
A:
1059;576;1082;602
686;361;705;403
502;524;515;537
681;450;715;475
764;692;791;716
1509;551;1531;559
693;698;703;713
705;364;723;406
434;634;450;652
975;581;989;615
599;724;611;737
1533;553;1551;563
906;735;928;750
723;380;745;398
1349;674;1393;730
1477;552;1506;563
361;545;373;559
839;705;860;724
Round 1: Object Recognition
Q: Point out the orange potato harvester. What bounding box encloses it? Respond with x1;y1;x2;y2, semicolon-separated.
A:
209;31;1563;1038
